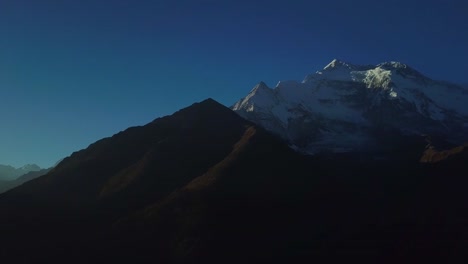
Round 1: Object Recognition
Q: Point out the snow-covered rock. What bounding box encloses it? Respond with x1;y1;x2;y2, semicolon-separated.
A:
232;59;468;153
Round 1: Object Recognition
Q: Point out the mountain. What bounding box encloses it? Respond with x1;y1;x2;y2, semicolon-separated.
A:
0;163;43;192
1;98;294;262
0;168;51;194
232;59;468;153
0;99;467;263
0;163;42;181
0;165;17;181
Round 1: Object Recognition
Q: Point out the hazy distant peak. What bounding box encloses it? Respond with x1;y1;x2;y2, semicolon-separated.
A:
0;163;42;181
19;164;41;171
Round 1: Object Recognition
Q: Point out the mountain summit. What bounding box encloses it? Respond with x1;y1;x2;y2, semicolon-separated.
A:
232;60;468;153
0;98;312;263
322;58;359;71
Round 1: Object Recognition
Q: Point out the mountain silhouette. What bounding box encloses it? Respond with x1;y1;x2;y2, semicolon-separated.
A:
0;99;467;263
0;168;51;193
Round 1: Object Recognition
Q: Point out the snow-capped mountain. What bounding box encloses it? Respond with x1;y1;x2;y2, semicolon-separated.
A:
232;59;468;153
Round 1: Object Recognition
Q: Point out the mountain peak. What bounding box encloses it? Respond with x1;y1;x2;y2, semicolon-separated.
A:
0;163;42;181
247;81;271;94
323;59;417;72
303;59;360;82
181;98;226;111
323;59;419;73
255;81;269;89
323;59;354;70
376;61;428;80
198;98;222;107
19;164;41;171
233;59;468;154
162;98;236;123
377;61;409;69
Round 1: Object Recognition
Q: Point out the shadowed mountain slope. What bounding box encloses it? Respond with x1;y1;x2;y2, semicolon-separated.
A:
0;98;293;262
0;99;467;264
0;168;51;194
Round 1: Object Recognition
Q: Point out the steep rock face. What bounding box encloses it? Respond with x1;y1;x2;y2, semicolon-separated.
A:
232;59;468;153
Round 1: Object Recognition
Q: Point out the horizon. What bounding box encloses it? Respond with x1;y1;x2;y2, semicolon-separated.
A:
1;0;467;167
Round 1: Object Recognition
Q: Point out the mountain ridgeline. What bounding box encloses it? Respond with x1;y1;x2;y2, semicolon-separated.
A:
0;168;51;194
232;59;468;153
0;164;41;181
0;61;467;263
0;164;48;193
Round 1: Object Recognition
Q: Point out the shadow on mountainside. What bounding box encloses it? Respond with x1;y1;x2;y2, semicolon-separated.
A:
0;99;467;264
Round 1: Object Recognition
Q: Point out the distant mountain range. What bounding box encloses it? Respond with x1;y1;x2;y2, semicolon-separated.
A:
0;163;41;181
0;98;467;263
0;168;51;193
233;59;468;153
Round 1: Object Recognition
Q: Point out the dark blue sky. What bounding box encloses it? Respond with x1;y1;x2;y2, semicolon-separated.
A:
1;0;467;167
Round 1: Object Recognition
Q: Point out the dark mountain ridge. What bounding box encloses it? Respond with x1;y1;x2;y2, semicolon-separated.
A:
0;99;466;263
0;168;51;194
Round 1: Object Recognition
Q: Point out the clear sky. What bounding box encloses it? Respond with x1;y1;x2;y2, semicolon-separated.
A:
1;0;467;168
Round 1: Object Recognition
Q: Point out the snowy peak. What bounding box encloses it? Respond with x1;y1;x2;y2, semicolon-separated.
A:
247;81;274;100
323;59;356;71
232;81;277;113
19;164;41;172
304;59;430;84
304;59;366;82
377;61;409;69
320;59;362;79
376;61;428;80
233;59;468;154
250;81;270;93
